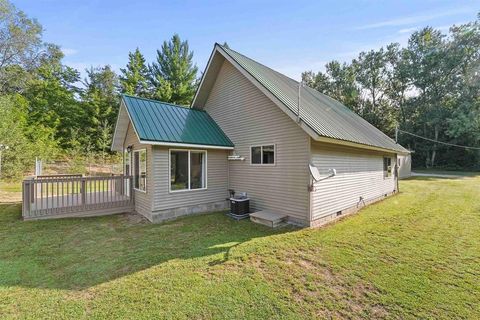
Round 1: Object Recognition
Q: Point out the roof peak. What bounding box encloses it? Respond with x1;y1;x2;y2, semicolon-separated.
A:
217;44;301;85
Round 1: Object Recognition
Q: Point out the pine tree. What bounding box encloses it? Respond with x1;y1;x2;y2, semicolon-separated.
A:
119;48;150;97
149;34;198;105
81;65;120;151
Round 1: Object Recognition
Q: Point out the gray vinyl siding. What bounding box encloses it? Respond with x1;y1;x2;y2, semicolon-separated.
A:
124;122;152;217
398;154;412;179
202;59;310;222
151;147;229;212
310;141;396;220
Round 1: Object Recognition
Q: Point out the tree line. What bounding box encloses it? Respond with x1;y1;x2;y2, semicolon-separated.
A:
0;0;198;178
0;0;479;179
302;13;480;169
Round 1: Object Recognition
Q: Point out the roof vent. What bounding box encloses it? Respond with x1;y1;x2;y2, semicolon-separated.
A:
297;81;304;123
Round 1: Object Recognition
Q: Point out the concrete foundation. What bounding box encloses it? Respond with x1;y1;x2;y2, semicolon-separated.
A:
145;200;229;223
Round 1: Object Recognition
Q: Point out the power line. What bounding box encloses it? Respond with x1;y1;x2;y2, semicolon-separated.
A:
397;129;480;150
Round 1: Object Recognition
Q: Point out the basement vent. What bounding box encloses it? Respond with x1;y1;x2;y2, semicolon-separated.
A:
336;211;343;216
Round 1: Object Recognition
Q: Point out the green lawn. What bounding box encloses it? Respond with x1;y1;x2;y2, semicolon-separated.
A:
0;176;479;319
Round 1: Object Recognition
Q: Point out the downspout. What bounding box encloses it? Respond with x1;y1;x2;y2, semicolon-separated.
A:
308;139;313;226
395;154;400;193
227;151;230;197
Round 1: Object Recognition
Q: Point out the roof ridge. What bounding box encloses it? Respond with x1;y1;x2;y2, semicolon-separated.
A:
122;94;204;111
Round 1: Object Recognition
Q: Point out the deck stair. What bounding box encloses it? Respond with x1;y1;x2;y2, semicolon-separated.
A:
250;210;288;228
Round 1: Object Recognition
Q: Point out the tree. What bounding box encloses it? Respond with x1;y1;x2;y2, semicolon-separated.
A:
0;0;43;69
119;48;150;96
23;44;82;148
0;94;57;179
97;120;112;164
0;0;48;93
81;65;120;151
302;61;360;112
353;48;398;135
149;34;198;105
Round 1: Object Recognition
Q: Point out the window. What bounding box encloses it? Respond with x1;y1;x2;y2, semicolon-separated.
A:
383;157;392;178
251;145;275;165
133;149;147;191
170;150;207;191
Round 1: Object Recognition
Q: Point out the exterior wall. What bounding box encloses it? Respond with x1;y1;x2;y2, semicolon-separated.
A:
310;141;397;223
123;123;153;217
202;60;311;224
149;146;230;222
398;153;412;179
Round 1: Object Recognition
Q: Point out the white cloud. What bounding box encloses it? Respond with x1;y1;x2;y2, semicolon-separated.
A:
355;7;472;30
62;48;78;56
398;27;419;34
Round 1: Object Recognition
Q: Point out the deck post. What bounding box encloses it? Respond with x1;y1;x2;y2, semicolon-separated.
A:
129;176;134;204
29;179;35;203
22;180;30;217
81;179;86;206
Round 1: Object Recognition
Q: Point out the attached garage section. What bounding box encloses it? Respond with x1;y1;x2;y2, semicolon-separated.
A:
309;141;397;224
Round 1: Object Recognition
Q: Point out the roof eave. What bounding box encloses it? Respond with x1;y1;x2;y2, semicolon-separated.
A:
315;135;410;154
139;140;234;150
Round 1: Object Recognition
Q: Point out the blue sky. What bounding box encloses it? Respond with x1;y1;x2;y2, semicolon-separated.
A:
14;0;479;80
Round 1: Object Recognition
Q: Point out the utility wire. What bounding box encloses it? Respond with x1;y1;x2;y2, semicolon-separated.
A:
397;129;480;150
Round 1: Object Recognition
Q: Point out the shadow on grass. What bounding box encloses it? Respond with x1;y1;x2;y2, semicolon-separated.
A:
0;203;297;291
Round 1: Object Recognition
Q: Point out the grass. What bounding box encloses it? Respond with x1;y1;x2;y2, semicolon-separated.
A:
413;168;479;176
0;181;21;193
0;176;479;319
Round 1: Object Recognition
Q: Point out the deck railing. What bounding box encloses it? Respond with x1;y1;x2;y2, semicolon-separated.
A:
22;175;134;220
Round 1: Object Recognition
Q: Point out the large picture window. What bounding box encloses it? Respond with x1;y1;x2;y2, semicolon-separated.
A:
251;145;275;165
133;149;147;191
170;150;207;191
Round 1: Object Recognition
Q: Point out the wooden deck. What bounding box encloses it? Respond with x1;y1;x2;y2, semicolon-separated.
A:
22;175;134;220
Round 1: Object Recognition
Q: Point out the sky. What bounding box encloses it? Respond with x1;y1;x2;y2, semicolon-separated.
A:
14;0;480;80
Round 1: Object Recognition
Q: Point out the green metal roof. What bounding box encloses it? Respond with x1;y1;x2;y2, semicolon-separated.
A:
122;94;234;148
218;45;409;153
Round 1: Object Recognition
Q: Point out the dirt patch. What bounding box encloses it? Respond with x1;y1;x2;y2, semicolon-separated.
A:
117;212;149;225
0;190;21;203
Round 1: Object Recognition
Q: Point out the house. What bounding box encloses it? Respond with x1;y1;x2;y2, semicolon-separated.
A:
111;43;410;227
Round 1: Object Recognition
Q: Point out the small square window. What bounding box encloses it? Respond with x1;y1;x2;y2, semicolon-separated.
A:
251;145;275;165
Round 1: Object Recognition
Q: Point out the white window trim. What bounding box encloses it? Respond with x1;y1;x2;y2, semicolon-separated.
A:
250;144;276;166
169;149;208;193
133;149;147;193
